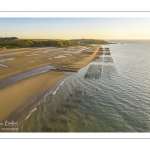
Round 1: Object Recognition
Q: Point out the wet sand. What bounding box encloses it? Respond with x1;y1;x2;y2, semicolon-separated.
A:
0;46;102;126
0;71;66;122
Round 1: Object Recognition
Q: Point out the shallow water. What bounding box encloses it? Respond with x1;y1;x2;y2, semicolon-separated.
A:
24;48;63;56
0;57;15;62
53;55;66;58
20;40;150;132
0;64;8;68
64;54;72;56
69;47;91;54
25;54;40;56
0;65;55;88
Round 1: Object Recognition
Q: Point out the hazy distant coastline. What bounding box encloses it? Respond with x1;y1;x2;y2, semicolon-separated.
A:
0;37;109;50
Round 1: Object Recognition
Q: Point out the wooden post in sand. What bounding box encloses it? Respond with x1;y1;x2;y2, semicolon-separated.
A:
83;122;84;126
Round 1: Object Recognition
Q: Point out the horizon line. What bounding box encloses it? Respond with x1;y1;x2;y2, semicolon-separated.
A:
1;37;150;40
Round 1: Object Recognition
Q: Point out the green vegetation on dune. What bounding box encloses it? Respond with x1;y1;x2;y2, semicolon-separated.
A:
0;38;77;50
0;37;109;50
72;39;109;45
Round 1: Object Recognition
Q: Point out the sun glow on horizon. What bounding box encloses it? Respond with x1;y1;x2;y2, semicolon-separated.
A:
1;18;150;39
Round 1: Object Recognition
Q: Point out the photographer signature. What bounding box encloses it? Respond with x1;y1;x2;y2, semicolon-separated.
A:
0;120;18;126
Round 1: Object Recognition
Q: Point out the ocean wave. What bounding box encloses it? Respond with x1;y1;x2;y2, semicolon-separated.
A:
53;78;67;95
25;108;37;121
20;108;37;130
53;86;59;95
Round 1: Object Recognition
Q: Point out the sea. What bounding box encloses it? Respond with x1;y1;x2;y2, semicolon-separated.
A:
20;40;150;132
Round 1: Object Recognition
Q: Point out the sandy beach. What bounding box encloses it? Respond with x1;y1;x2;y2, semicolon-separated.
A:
0;45;102;128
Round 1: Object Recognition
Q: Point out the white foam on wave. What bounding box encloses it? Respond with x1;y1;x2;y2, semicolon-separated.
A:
53;86;60;95
44;93;50;100
52;78;67;95
20;108;37;130
60;81;65;86
25;108;37;121
38;102;41;106
20;77;67;130
43;92;51;103
43;79;66;102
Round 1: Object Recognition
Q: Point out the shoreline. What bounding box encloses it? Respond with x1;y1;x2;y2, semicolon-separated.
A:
0;45;102;131
0;71;68;132
0;71;67;122
19;75;68;131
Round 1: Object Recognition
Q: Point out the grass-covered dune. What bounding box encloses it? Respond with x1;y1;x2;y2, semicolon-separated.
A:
0;37;109;50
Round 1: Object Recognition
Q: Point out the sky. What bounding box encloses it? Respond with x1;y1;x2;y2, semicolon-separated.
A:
0;18;150;39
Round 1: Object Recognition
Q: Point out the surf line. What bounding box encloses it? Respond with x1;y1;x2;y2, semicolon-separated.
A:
52;78;67;95
18;76;68;131
19;107;37;130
